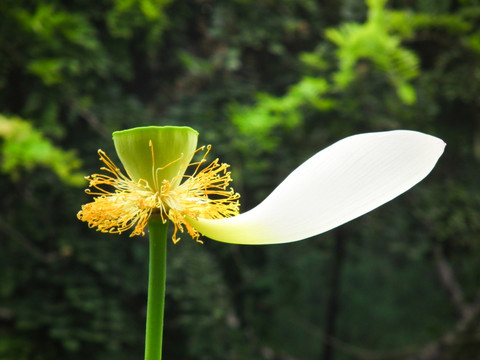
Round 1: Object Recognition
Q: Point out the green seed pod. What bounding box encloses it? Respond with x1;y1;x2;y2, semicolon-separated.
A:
113;126;198;189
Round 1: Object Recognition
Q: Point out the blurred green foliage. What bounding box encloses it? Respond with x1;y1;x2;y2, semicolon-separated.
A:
326;0;419;103
0;115;83;185
1;0;480;359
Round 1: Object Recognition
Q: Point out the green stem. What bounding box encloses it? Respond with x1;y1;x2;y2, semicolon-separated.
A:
144;216;169;360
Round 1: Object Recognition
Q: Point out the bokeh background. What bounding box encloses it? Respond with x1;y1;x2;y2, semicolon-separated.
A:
1;0;480;359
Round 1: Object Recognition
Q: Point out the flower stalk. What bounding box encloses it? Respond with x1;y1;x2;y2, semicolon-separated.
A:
144;216;168;360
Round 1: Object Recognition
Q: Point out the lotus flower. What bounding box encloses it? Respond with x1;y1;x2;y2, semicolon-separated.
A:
78;126;445;244
77;126;445;360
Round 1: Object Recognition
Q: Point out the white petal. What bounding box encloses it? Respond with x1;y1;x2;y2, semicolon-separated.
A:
187;130;445;245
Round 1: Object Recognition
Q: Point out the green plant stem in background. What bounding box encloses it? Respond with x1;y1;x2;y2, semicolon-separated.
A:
144;216;169;360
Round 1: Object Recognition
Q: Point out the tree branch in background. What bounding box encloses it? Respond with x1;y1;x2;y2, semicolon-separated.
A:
0;215;58;264
322;229;347;360
80;109;110;140
409;296;480;360
433;244;469;319
407;244;480;360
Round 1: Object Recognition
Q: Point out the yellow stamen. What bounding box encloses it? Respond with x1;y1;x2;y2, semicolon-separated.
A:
77;145;240;242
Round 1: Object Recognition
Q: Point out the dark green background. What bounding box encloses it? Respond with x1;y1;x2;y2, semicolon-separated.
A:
1;0;480;359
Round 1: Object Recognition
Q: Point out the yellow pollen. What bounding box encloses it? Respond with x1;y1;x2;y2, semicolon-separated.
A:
77;144;240;243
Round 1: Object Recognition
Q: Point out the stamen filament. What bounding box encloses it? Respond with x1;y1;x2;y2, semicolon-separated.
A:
77;144;240;242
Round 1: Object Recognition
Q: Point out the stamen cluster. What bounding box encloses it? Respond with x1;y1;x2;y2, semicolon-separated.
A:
77;146;240;243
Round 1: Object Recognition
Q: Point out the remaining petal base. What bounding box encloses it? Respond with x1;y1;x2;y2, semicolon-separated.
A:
188;130;445;245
